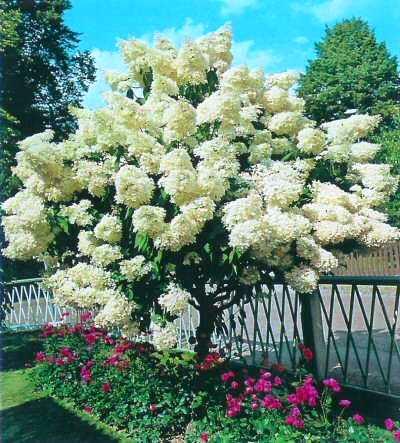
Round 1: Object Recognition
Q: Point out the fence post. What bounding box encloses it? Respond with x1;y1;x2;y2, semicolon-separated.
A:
300;291;326;380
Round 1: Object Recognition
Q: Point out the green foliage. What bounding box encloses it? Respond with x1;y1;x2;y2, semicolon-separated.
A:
32;321;225;442
298;18;400;124
186;408;393;443
0;0;95;281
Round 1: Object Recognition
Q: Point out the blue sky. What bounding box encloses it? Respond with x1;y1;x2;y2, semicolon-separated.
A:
66;0;400;108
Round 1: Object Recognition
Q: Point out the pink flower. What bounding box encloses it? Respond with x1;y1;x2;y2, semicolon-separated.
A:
62;312;70;318
245;377;256;386
35;351;47;362
273;376;283;387
288;377;319;407
394;430;400;442
251;401;260;410
221;371;235;382
260;370;272;379
353;413;365;425
231;381;240;390
84;406;93;414
102;383;112;393
200;433;209;442
149;404;158;413
245;386;254;395
286;415;305;429
323;378;341;393
384;418;396;431
339;399;351;408
254;378;272;393
81;312;92;322
262;395;282;410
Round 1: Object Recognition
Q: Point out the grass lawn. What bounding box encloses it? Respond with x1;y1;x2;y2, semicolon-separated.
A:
0;331;133;443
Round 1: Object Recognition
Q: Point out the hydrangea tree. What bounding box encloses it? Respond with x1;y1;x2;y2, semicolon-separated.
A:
2;27;399;356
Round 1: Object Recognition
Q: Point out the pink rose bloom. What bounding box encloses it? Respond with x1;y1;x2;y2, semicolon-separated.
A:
339;399;351;408
273;376;283;387
245;377;256;386
245;386;254;395
353;413;365;425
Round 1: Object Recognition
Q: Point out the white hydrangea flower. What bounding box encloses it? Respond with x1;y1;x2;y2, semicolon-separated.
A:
268;112;310;136
159;283;190;315
297;128;326;155
94;214;122;244
120;256;152;281
91;244;122;267
115;165;154;208
151;322;178;350
60;200;93;227
285;265;318;293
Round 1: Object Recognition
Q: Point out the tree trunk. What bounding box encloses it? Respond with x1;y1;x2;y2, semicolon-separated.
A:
194;303;217;359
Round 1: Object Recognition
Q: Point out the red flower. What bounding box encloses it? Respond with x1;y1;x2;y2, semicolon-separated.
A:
353;413;365;425
80;312;92;322
83;406;93;414
298;343;314;362
149;404;158;413
394;430;400;442
271;363;286;373
200;432;209;442
102;383;112;393
221;371;235;382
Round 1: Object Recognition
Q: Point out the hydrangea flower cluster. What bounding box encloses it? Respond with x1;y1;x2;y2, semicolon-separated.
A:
2;26;399;342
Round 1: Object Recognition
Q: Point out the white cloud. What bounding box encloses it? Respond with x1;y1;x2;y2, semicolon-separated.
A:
294;36;309;45
217;0;259;15
292;0;370;23
232;40;281;71
83;19;282;108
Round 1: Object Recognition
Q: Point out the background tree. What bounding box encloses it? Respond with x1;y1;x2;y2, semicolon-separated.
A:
0;0;95;280
298;18;400;125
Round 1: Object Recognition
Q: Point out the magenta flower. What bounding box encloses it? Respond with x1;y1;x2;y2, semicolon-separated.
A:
35;351;47;362
200;433;209;442
394;430;400;442
273;376;283;387
254;378;272;393
83;406;93;414
339;399;351;408
221;371;235;382
323;378;341;393
384;418;396;431
149;404;158;413
251;401;260;410
245;386;254;395
231;381;240;390
80;312;92;322
102;383;112;393
353;413;365;425
262;395;282;410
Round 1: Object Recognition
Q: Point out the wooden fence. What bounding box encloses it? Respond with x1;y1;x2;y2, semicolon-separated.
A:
337;241;400;276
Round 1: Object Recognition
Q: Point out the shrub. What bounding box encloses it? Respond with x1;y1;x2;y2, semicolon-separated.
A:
3;26;400;358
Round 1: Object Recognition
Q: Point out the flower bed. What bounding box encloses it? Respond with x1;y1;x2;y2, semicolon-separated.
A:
33;317;399;442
